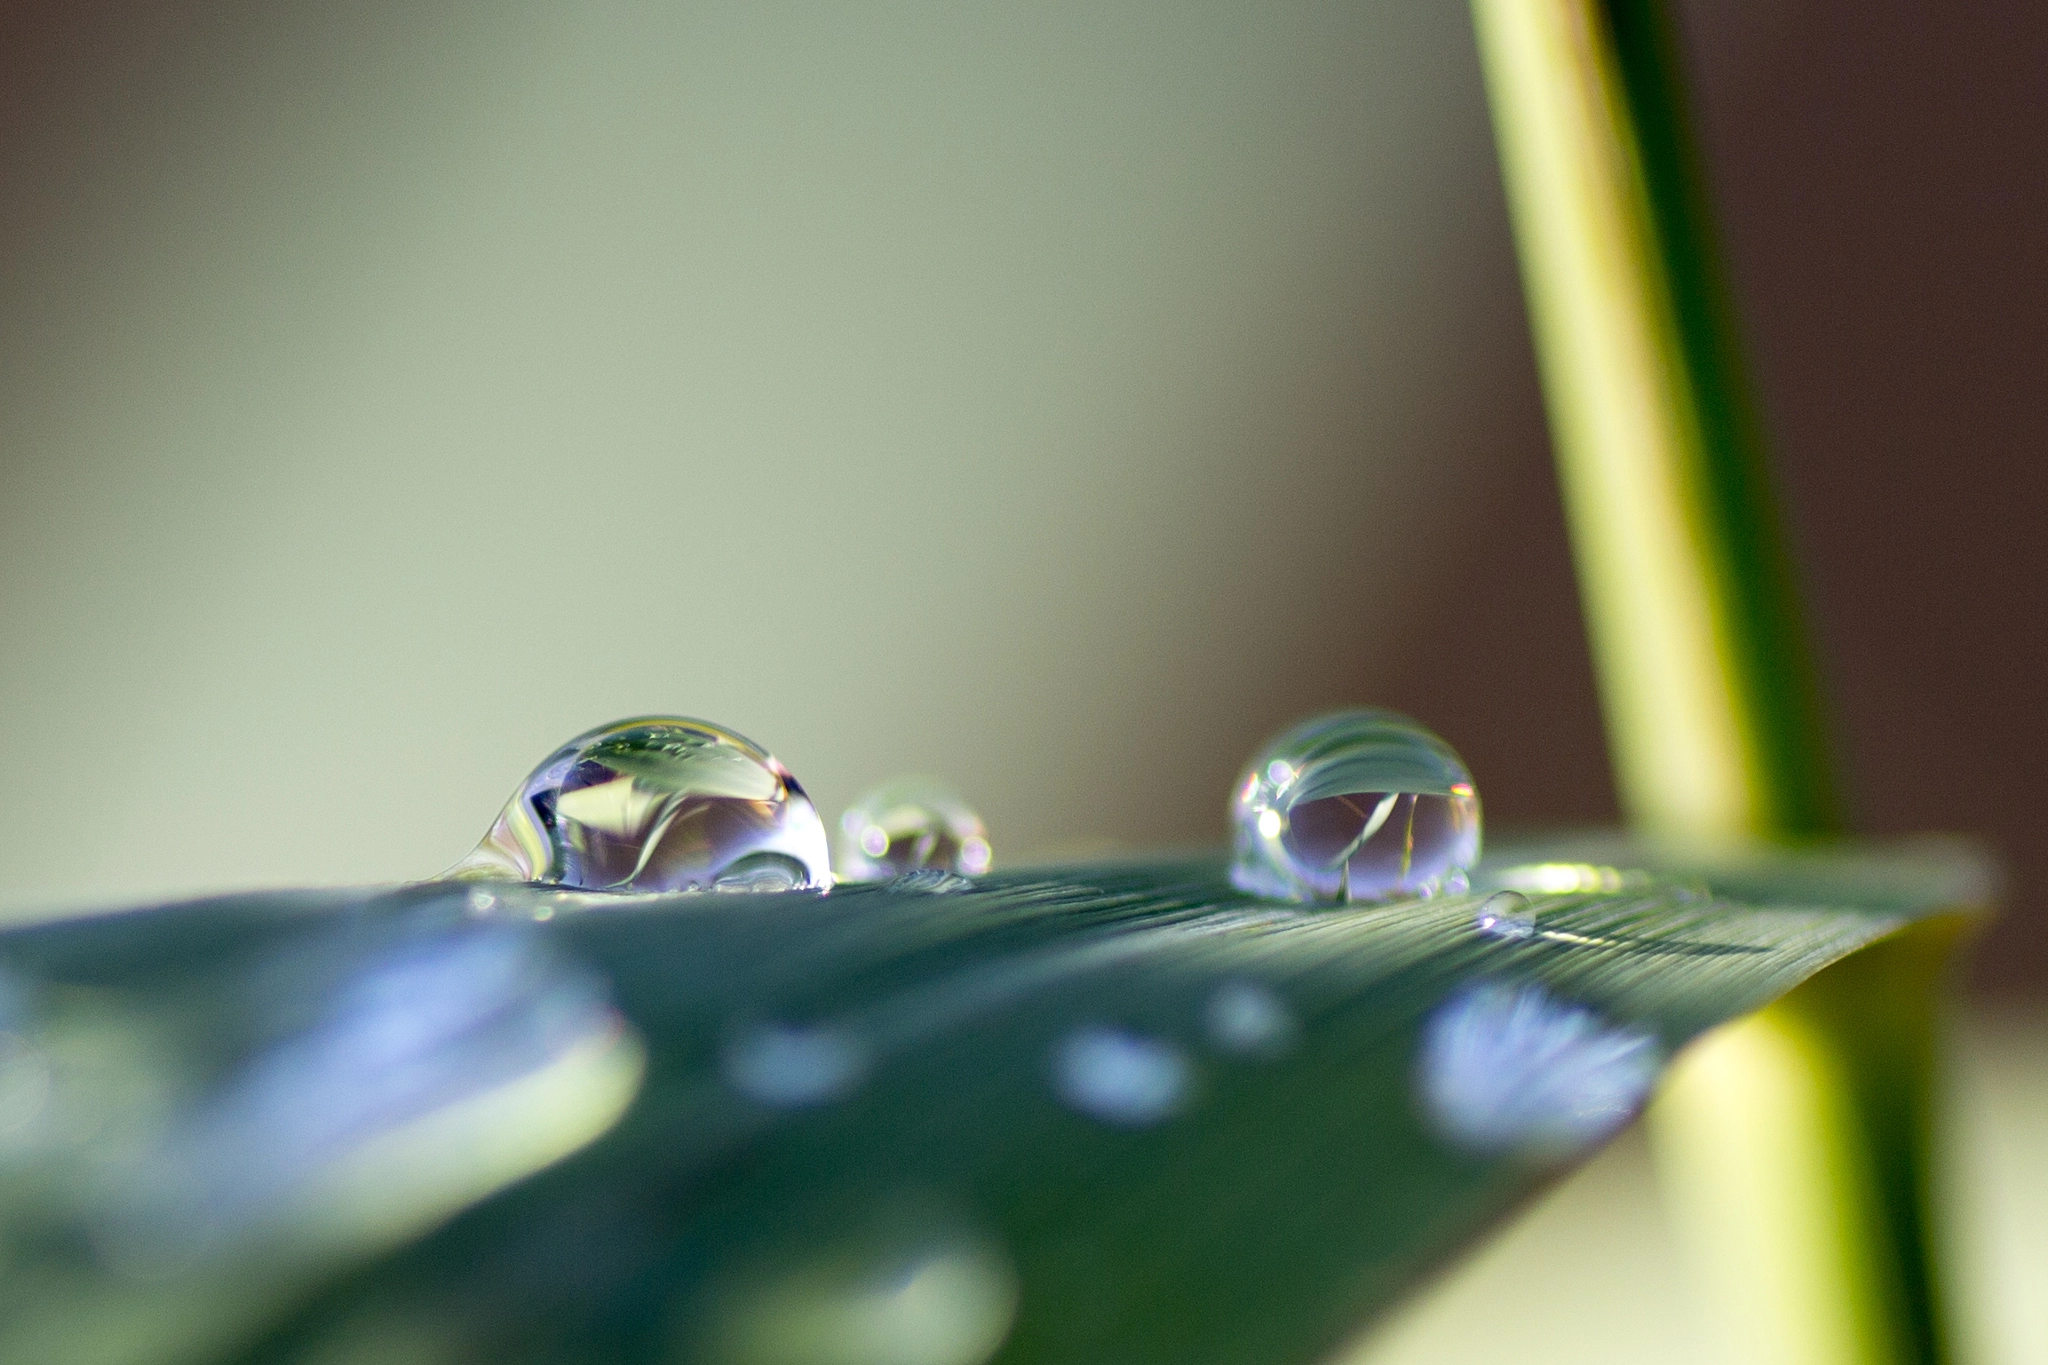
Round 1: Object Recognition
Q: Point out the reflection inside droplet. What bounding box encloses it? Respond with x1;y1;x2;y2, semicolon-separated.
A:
835;778;991;883
887;869;977;895
442;717;831;894
723;1023;867;1109
1202;980;1298;1059
1053;1025;1191;1127
1474;891;1537;940
1416;982;1659;1160
1230;709;1481;904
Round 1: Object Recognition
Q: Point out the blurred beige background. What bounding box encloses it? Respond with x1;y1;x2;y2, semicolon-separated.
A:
0;0;1521;916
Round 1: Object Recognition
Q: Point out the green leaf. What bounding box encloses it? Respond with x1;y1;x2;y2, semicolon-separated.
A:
0;838;1986;1365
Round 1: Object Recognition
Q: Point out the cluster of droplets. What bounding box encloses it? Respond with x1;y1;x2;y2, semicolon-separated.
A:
445;704;1478;908
444;717;995;897
1229;708;1481;904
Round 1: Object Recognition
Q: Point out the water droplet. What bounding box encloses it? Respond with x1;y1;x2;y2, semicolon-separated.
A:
443;717;831;894
1053;1025;1191;1127
835;778;991;883
723;1023;867;1108
1474;890;1537;940
1416;982;1659;1160
686;1214;1018;1365
1230;709;1481;904
1203;980;1298;1059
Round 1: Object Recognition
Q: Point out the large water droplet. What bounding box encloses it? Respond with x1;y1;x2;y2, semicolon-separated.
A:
1416;982;1658;1160
1230;709;1480;904
834;777;991;883
444;718;831;893
1052;1025;1192;1127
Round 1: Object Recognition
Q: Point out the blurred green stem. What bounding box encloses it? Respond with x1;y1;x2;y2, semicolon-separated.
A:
1468;2;1957;1362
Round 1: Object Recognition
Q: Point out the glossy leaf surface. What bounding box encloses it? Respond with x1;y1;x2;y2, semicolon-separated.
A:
0;838;1987;1365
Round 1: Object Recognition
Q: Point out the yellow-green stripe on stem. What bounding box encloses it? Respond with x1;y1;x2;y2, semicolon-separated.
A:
1469;2;1965;1362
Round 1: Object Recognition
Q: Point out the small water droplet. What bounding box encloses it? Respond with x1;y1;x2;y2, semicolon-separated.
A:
442;717;831;894
1230;709;1481;904
1202;980;1298;1059
723;1023;867;1108
1052;1025;1191;1127
1417;982;1659;1160
834;777;992;883
1474;890;1537;940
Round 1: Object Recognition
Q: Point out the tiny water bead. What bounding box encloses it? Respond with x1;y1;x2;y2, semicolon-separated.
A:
1474;890;1537;940
835;778;991;883
1230;709;1481;905
444;718;831;894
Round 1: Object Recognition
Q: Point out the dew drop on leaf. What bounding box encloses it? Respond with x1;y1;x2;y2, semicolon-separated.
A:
1229;709;1481;904
1474;890;1537;940
442;718;831;894
834;777;991;883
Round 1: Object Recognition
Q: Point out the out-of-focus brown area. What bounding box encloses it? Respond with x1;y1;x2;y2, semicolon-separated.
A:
1388;1;2048;994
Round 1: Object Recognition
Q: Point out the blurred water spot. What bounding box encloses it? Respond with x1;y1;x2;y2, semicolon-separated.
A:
0;1029;53;1139
1202;980;1298;1059
1053;1025;1192;1127
92;925;643;1274
686;1218;1018;1365
723;1024;867;1108
1417;982;1658;1160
